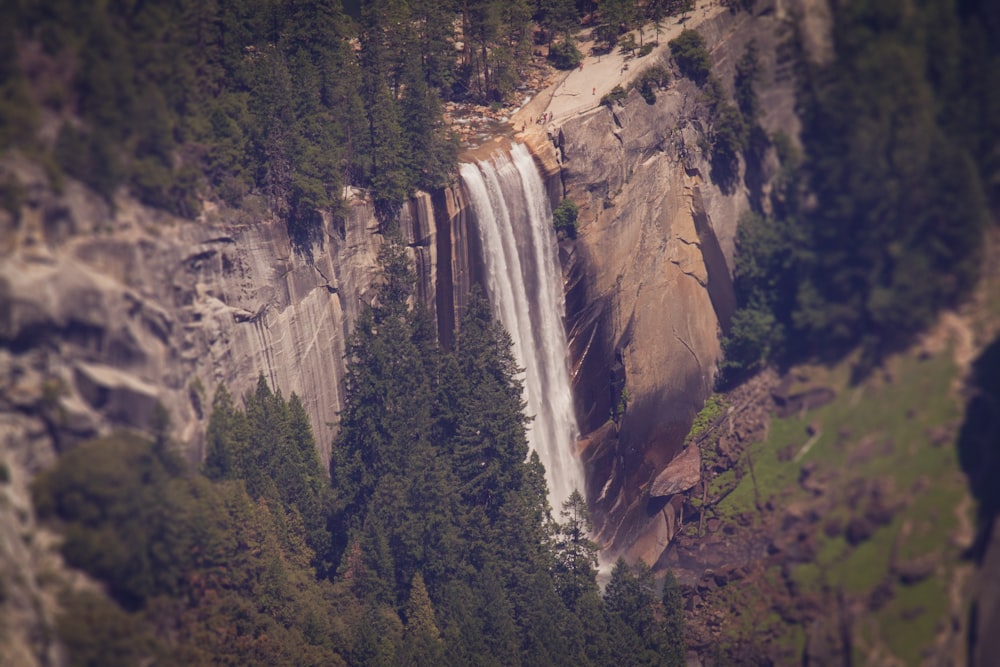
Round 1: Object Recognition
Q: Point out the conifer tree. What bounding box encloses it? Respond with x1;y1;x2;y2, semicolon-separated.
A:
204;377;334;572
410;0;459;93
605;558;659;664
486;568;529;656
401;572;446;666
204;383;238;480
450;290;530;518
539;0;579;44
553;489;601;608
358;0;411;222
400;57;458;192
331;239;431;528
660;570;686;667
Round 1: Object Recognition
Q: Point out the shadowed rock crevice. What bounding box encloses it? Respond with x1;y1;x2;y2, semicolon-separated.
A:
957;335;1000;666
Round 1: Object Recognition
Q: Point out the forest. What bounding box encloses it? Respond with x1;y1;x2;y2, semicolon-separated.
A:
0;0;694;233
33;240;686;666
721;0;999;379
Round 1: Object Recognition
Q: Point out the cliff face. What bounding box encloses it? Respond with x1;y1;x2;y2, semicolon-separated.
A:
552;1;815;563
0;163;487;461
0;159;480;665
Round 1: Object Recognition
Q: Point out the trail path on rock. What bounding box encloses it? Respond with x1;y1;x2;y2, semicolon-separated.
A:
512;0;727;136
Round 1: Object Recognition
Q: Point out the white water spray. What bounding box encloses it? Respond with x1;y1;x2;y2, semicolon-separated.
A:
459;143;584;513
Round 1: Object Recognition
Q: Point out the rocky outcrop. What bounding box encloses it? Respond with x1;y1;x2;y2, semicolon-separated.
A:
650;445;701;498
0;159;480;464
552;0;817;562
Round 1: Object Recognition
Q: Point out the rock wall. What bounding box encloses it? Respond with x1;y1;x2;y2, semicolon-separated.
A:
0;164;479;466
550;0;815;563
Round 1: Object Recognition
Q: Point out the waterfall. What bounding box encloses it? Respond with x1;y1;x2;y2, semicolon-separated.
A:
459;143;583;513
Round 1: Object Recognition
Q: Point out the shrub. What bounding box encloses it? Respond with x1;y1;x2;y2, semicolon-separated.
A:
734;40;761;121
669;29;712;85
709;101;748;190
722;304;784;379
634;65;671;104
686;394;726;444
549;40;583;70
552;198;579;238
600;85;627;107
638;43;654;57
618;34;637;57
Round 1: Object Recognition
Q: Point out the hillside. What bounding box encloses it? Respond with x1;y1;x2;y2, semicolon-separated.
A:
655;228;1000;664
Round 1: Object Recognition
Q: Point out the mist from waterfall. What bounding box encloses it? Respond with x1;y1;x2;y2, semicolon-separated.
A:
458;143;584;514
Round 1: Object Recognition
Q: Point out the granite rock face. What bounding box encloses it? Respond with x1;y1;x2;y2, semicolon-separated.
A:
0;165;477;463
552;0;817;562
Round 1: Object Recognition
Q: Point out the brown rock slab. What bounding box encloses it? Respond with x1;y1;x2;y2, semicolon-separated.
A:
650;445;701;498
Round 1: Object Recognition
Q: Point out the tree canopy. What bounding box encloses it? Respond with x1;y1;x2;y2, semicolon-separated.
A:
722;0;996;381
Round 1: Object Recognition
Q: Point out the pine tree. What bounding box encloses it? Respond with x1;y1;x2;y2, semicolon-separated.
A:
204;383;238;480
605;557;660;664
473;561;522;663
450;290;530;519
410;0;459;94
352;513;397;606
400;56;458;192
553;489;601;608
331;239;430;527
284;392;335;571
358;0;412;222
539;0;579;44
246;43;296;221
660;570;686;667
401;572;446;666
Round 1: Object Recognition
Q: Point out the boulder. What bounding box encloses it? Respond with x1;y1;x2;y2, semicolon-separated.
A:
650;445;701;497
896;554;938;585
55;392;100;438
773;386;836;418
73;362;160;429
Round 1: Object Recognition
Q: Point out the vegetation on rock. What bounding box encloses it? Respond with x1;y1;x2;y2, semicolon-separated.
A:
634;65;671;104
553;197;580;237
600;85;628;108
549;40;585;70
680;346;972;664
668;29;712;85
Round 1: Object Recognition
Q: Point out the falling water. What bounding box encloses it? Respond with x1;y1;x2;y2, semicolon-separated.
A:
459;143;584;513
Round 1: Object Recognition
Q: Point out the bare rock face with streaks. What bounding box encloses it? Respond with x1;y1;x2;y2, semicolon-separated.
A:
0;162;467;466
552;1;815;563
